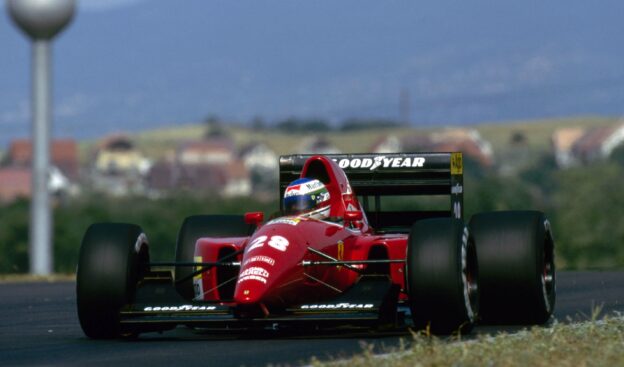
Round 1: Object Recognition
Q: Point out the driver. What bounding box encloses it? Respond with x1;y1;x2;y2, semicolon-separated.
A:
283;178;331;220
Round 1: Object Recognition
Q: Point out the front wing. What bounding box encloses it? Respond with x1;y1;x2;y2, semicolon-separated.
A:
119;273;401;333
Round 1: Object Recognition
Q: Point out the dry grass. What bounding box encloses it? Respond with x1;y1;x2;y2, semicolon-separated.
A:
313;314;624;367
0;274;75;283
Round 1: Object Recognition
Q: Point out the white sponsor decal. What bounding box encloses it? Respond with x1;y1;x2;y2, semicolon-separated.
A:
247;235;268;252
284;189;300;198
300;303;375;310
237;266;270;284
303;180;324;191
143;305;217;312
239;266;269;278
453;201;462;219
268;235;289;251
316;192;330;202
193;256;204;299
246;235;290;252
334;156;425;170
267;218;301;226
284;180;324;197
451;184;463;195
243;256;276;267
237;275;268;284
193;281;203;299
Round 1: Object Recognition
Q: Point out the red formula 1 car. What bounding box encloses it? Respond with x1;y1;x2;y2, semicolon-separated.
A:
76;153;556;338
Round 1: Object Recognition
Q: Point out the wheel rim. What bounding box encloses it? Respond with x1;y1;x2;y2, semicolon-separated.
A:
543;262;554;292
461;228;478;321
542;240;555;304
541;220;556;313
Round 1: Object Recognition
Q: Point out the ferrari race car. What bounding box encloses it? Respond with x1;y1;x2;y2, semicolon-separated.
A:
76;153;556;338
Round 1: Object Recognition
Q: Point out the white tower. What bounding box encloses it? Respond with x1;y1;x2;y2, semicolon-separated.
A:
7;0;76;275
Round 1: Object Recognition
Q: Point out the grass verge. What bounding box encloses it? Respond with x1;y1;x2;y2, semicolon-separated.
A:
313;314;624;367
0;274;75;283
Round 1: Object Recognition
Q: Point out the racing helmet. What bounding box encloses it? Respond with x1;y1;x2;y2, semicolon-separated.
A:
283;178;331;220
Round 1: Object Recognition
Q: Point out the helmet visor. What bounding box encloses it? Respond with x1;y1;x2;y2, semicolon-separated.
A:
284;194;316;215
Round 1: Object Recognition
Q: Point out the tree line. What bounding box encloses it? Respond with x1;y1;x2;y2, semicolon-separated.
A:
1;156;623;273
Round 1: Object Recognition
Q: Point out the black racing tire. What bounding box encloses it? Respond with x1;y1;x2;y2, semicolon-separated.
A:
76;223;150;339
406;218;478;335
175;215;252;300
469;211;555;325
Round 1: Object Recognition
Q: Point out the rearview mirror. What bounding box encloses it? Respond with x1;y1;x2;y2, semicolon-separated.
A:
344;211;363;222
244;212;264;226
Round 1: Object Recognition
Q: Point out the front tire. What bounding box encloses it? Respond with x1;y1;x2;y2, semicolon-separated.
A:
76;223;149;339
469;211;555;325
406;218;478;335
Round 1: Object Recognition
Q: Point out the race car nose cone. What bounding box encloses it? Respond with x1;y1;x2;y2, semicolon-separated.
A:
234;265;271;304
234;280;269;305
235;223;307;306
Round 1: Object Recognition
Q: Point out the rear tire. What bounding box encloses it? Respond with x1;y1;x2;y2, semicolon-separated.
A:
469;211;555;325
406;218;478;335
76;223;149;339
175;215;252;300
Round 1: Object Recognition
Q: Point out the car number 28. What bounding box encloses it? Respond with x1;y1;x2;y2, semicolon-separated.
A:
247;235;289;252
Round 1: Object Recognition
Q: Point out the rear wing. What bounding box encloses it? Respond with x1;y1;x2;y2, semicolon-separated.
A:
279;153;464;232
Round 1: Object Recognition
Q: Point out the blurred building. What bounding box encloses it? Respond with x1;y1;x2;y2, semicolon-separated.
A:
572;124;624;164
401;129;494;168
370;135;402;153
239;142;279;197
6;139;79;181
429;128;494;166
551;127;585;168
0;167;31;202
496;130;534;176
552;122;624;167
145;138;251;198
177;139;235;166
0;139;79;202
89;135;151;196
401;135;433;152
93;135;151;175
299;136;342;155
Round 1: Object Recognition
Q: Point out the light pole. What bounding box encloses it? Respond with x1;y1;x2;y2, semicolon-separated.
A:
7;0;75;275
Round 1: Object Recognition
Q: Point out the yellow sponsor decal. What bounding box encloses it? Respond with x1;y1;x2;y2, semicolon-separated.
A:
337;241;344;260
193;256;203;280
451;152;463;175
337;240;344;271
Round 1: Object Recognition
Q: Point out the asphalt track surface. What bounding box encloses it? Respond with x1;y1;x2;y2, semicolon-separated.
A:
1;271;623;367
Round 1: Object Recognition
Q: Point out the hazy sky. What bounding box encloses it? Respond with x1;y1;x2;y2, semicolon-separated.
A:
1;0;623;146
